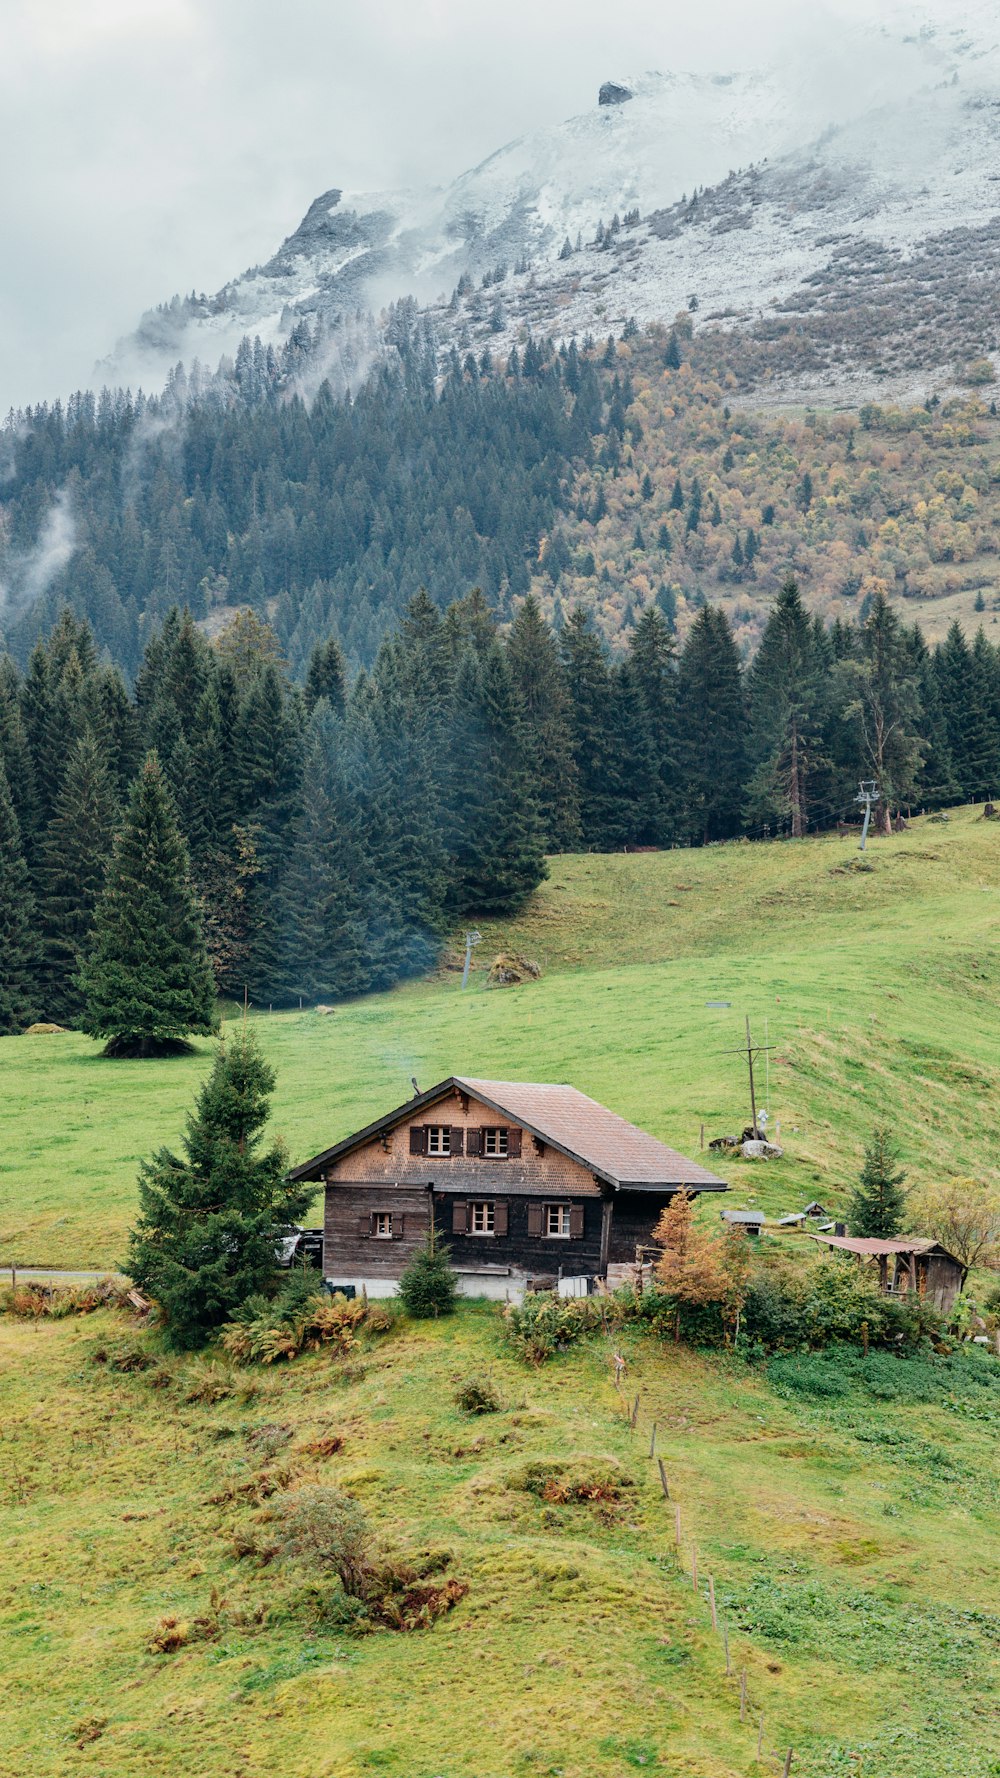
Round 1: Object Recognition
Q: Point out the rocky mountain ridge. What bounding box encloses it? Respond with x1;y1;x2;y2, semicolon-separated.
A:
103;6;1000;405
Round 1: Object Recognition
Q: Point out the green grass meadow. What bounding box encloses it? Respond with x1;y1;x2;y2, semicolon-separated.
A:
5;805;1000;1267
1;1304;998;1778
2;809;1000;1778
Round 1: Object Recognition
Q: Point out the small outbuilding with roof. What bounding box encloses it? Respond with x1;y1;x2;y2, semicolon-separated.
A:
720;1208;766;1238
811;1233;965;1314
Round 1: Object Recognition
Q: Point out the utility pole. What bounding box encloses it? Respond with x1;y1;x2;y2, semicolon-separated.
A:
461;930;481;990
855;780;880;852
722;1017;774;1139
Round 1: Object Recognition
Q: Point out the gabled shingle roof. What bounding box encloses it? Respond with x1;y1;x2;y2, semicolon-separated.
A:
457;1078;727;1190
289;1075;728;1193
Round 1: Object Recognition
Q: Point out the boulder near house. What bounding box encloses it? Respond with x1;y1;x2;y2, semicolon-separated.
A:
289;1077;729;1299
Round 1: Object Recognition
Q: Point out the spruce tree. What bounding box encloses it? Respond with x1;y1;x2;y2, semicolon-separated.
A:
276;701;368;1003
78;753;217;1056
560;608;624;848
126;1027;312;1348
627;608;680;843
676;605;747;844
506;594;581;849
840;593;925;827
38;729;118;1023
745;578;826;838
847;1126;908;1239
397;1231;458;1318
305;635;347;715
0;758;38;1033
448;644;547;913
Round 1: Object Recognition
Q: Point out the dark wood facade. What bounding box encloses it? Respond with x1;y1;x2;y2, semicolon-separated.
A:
292;1076;729;1298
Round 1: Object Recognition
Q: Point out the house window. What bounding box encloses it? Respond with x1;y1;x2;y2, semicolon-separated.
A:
372;1212;393;1239
427;1126;451;1156
470;1201;495;1235
545;1204;572;1238
482;1128;508;1157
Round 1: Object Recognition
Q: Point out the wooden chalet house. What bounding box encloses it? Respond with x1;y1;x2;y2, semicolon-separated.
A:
289;1076;729;1299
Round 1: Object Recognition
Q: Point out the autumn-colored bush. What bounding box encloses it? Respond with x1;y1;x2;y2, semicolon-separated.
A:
221;1281;391;1365
501;1293;603;1363
272;1486;467;1632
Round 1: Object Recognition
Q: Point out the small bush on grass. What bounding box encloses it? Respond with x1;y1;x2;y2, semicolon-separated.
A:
506;1457;634;1503
454;1375;503;1414
91;1338;158;1373
273;1486;467;1632
221;1277;391;1364
737;1252;938;1355
501;1293;602;1363
1;1279;131;1319
397;1235;458;1319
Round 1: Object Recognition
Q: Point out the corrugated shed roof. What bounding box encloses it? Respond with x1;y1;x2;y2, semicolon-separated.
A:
456;1078;728;1190
721;1208;766;1224
810;1234;939;1256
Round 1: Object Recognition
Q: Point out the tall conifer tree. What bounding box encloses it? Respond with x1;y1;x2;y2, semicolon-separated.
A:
78;753;217;1056
127;1027;312;1348
505;594;581;849
38;730;118;1023
676;605;747;843
0;758;38;1033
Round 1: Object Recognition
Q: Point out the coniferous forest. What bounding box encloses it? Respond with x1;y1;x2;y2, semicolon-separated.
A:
4;324;1000;1033
0;569;998;1035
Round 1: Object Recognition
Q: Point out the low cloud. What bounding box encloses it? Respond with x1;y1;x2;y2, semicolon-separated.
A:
0;488;77;614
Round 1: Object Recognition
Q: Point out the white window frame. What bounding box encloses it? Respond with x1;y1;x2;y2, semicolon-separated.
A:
482;1128;508;1157
372;1211;393;1240
545;1203;572;1239
426;1126;451;1156
470;1200;496;1235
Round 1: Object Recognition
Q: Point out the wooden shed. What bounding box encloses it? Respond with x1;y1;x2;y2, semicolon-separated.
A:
289;1076;729;1299
811;1234;965;1315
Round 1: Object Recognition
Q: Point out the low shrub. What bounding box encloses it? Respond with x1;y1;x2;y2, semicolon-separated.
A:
739;1252;939;1355
91;1338;157;1373
1;1278;131;1319
506;1457;634;1504
221;1279;389;1365
501;1293;602;1363
272;1486;467;1632
454;1375;503;1414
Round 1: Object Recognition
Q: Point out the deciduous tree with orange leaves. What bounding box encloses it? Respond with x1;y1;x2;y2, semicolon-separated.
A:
652;1190;750;1339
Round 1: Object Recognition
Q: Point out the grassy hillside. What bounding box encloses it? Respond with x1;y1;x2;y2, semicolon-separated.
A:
1;1305;997;1778
4;804;1000;1268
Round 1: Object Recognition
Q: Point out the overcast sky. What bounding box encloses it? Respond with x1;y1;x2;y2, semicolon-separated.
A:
0;0;949;411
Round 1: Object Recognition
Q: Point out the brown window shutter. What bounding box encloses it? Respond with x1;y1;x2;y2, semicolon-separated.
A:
452;1200;469;1235
357;1215;370;1238
391;1216;405;1241
507;1128;522;1158
494;1201;509;1237
569;1204;584;1239
466;1127;481;1156
526;1202;543;1237
409;1125;425;1155
450;1126;465;1156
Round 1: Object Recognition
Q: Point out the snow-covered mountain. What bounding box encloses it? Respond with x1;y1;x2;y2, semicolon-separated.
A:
105;5;1000;403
